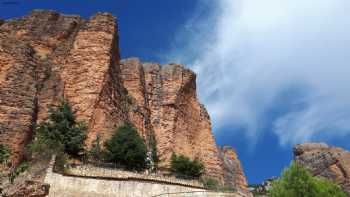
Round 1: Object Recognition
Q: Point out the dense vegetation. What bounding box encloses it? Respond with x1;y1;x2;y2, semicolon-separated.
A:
104;124;148;171
0;144;29;184
0;144;11;165
170;153;204;179
200;177;220;190
88;134;103;162
268;162;346;197
29;99;87;158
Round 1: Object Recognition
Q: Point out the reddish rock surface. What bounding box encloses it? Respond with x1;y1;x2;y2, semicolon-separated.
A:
120;59;224;181
294;143;350;195
0;10;249;192
219;146;249;194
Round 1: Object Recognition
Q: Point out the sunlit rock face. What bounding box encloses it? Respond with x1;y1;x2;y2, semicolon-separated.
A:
120;59;225;183
294;143;350;195
219;146;249;193
0;10;249;192
0;9;131;167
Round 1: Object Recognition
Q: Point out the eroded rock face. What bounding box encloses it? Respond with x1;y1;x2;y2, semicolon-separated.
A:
294;143;350;195
0;10;132;164
219;146;249;194
0;10;249;193
120;59;224;180
120;58;250;193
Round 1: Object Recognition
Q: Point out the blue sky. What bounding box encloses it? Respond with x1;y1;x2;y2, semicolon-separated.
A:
2;0;350;184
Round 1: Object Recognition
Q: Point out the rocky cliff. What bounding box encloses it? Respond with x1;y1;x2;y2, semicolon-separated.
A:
294;143;350;195
0;10;248;193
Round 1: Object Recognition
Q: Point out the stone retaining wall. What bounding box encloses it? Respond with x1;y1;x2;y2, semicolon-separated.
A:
45;173;242;197
66;164;203;188
44;158;247;197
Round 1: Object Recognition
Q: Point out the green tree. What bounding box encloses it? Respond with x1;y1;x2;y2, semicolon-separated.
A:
29;99;87;157
268;162;346;197
170;153;204;179
0;144;11;164
104;124;147;171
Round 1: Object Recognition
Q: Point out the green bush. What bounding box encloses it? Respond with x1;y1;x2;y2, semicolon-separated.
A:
200;177;220;190
0;144;11;164
8;161;29;183
54;153;69;174
170;153;204;179
29;99;87;157
88;134;103;162
104;124;147;171
268;162;346;197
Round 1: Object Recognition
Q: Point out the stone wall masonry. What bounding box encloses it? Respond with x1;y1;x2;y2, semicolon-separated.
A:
44;158;246;197
45;174;244;197
65;164;203;188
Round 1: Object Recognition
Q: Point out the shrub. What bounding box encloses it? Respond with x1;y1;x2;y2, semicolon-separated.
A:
104;124;147;171
0;144;11;165
89;134;103;162
8;161;29;183
200;177;220;190
29;99;87;157
170;153;204;179
268;162;346;197
54;153;69;174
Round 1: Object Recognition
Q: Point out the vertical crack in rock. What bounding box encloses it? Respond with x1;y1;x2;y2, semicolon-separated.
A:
120;58;250;193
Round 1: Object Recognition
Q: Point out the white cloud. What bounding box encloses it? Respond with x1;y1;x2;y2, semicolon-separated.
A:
165;0;350;146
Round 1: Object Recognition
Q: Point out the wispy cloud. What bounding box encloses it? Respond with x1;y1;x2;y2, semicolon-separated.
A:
165;0;350;146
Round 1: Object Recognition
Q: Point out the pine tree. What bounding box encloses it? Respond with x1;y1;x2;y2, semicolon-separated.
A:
29;99;87;157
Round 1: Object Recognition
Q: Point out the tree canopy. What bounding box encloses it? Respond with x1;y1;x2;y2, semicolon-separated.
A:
170;153;204;179
268;162;346;197
29;99;87;157
104;124;148;171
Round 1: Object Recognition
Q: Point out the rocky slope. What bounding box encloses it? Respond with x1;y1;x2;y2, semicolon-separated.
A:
0;10;249;193
294;143;350;195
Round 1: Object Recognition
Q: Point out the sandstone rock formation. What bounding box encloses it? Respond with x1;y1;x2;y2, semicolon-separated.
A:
120;59;224;181
0;10;249;193
294;143;350;195
219;146;249;193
